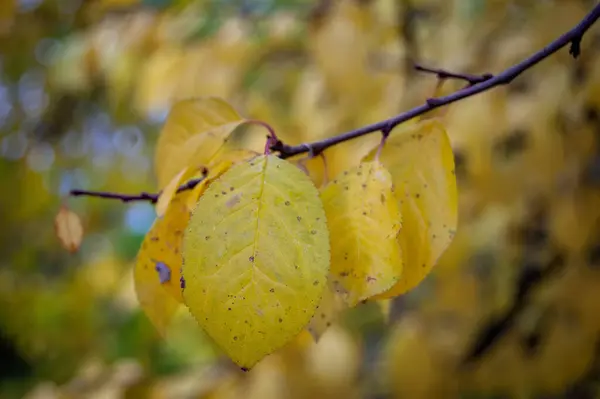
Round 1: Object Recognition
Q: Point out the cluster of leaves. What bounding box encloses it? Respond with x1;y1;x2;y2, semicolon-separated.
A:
4;0;600;397
128;96;456;370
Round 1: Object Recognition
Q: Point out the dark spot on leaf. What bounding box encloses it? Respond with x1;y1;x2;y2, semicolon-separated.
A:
154;262;171;284
380;194;385;203
415;193;420;199
278;318;283;323
269;288;275;293
249;256;255;262
362;184;367;189
150;237;159;241
297;216;302;221
230;186;235;191
241;367;249;372
228;307;232;311
326;322;331;327
313;280;319;286
321;313;326;319
205;236;210;240
233;336;238;341
285;201;290;206
180;276;186;289
362;211;367;216
344;186;349;190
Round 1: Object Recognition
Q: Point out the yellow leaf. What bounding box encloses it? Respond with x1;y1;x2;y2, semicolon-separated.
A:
366;120;458;298
154;97;246;188
186;149;259;212
182;154;330;370
307;285;346;342
156;166;206;217
134;193;191;334
320;161;403;306
54;206;84;253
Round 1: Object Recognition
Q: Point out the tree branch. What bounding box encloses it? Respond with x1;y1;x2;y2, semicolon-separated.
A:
271;3;600;159
414;63;494;86
70;176;206;203
70;4;600;202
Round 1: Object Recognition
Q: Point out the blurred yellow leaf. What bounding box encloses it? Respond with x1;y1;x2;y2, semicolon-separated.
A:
154;97;247;188
0;0;15;36
182;155;330;369
366;120;458;298
54;206;84;253
307;285;346;342
320;161;403;306
134;192;191;334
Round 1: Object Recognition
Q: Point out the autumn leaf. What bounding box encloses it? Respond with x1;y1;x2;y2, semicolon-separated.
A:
320;161;403;306
154;97;247;188
186;149;260;212
182;154;330;370
365;119;458;298
307;285;346;342
54;206;84;253
134;192;191;335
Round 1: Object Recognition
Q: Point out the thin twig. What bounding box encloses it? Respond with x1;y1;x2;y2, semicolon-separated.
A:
271;3;600;159
71;4;600;202
69;176;207;203
414;63;494;85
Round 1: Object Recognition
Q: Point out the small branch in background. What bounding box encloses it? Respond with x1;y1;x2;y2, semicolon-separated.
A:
272;3;600;159
70;176;207;203
461;251;565;365
399;0;420;78
414;63;493;86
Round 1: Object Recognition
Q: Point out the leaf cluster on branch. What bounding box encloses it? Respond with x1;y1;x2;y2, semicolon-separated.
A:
57;4;600;371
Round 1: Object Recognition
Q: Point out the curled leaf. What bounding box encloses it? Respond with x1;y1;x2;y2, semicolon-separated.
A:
134;192;191;334
156;166;207;217
365;119;458;298
321;161;403;306
307;285;346;342
182;154;330;370
154;97;246;187
186;149;259;213
54;206;84;253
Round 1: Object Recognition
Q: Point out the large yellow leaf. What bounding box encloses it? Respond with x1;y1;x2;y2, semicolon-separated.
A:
134;192;191;334
182;154;330;370
154;97;246;188
320;161;403;306
366;119;458;298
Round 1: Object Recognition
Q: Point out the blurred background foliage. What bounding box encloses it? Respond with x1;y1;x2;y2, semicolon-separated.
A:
1;0;600;398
